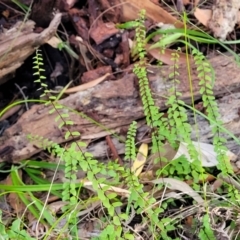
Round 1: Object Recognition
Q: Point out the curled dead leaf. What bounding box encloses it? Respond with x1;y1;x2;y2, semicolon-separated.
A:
147;47;193;65
151;178;204;204
194;8;212;27
119;0;183;28
131;143;148;176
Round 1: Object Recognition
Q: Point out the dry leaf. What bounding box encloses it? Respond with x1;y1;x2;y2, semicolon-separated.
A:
208;0;240;40
131;143;148;176
195;8;240;29
175;141;236;167
50;62;64;79
76;36;93;71
57;73;111;94
195;2;240;40
194;8;211;27
151;178;204;204
46;36;61;48
147;47;193;65
119;0;183;28
82;180;130;198
5;173;25;214
147;141;236;169
211;179;223;192
164;191;186;201
90;21;119;45
48;201;66;214
2;10;10;19
0;104;22;121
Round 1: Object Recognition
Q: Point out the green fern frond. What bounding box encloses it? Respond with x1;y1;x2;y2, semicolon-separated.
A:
33;49;74;136
133;10;169;159
193;49;233;175
124;121;137;161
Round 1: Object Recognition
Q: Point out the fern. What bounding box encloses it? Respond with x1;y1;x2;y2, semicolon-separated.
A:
27;9;240;238
32;50;128;237
164;51;207;188
133;10;162;128
132;11;184;237
124;121;137;162
133;10;169;171
33;50;80;207
193;49;233;175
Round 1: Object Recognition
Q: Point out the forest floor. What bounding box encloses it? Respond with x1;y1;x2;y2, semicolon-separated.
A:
0;0;240;239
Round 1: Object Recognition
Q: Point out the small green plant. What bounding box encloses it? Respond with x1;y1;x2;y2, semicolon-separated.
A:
128;9;238;239
4;8;239;240
31;49;133;239
193;49;233;175
0;210;35;240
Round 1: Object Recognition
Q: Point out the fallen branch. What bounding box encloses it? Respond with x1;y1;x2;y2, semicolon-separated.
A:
0;54;240;163
0;13;62;85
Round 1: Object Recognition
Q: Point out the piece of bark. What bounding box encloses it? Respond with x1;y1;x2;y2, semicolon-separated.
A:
69;9;89;42
1;54;240;163
208;0;240;40
0;13;62;85
89;21;119;45
81;66;112;83
119;31;130;68
30;0;58;27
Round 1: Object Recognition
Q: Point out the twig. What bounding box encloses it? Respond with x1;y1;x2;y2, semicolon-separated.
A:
14;83;29;110
0;1;25;15
105;135;123;166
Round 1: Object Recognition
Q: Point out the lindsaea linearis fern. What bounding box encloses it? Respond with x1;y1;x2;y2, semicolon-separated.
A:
31;49;165;239
28;8;239;238
31;49;127;238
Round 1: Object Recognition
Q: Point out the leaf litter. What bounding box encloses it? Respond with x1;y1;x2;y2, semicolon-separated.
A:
0;0;240;239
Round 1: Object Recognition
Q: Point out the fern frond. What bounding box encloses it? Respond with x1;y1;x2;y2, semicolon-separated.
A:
124;121;137;161
193;49;233;175
133;10;169;161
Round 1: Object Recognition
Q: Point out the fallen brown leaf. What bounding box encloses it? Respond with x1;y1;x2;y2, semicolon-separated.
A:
147;47;193;65
194;6;240;40
119;0;183;28
59;73;111;94
194;8;211;27
151;178;205;204
81;65;112;83
5;173;25;214
131;143;148;176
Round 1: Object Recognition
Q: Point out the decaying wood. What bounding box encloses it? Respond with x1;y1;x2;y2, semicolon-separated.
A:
0;13;62;85
1;54;240;163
